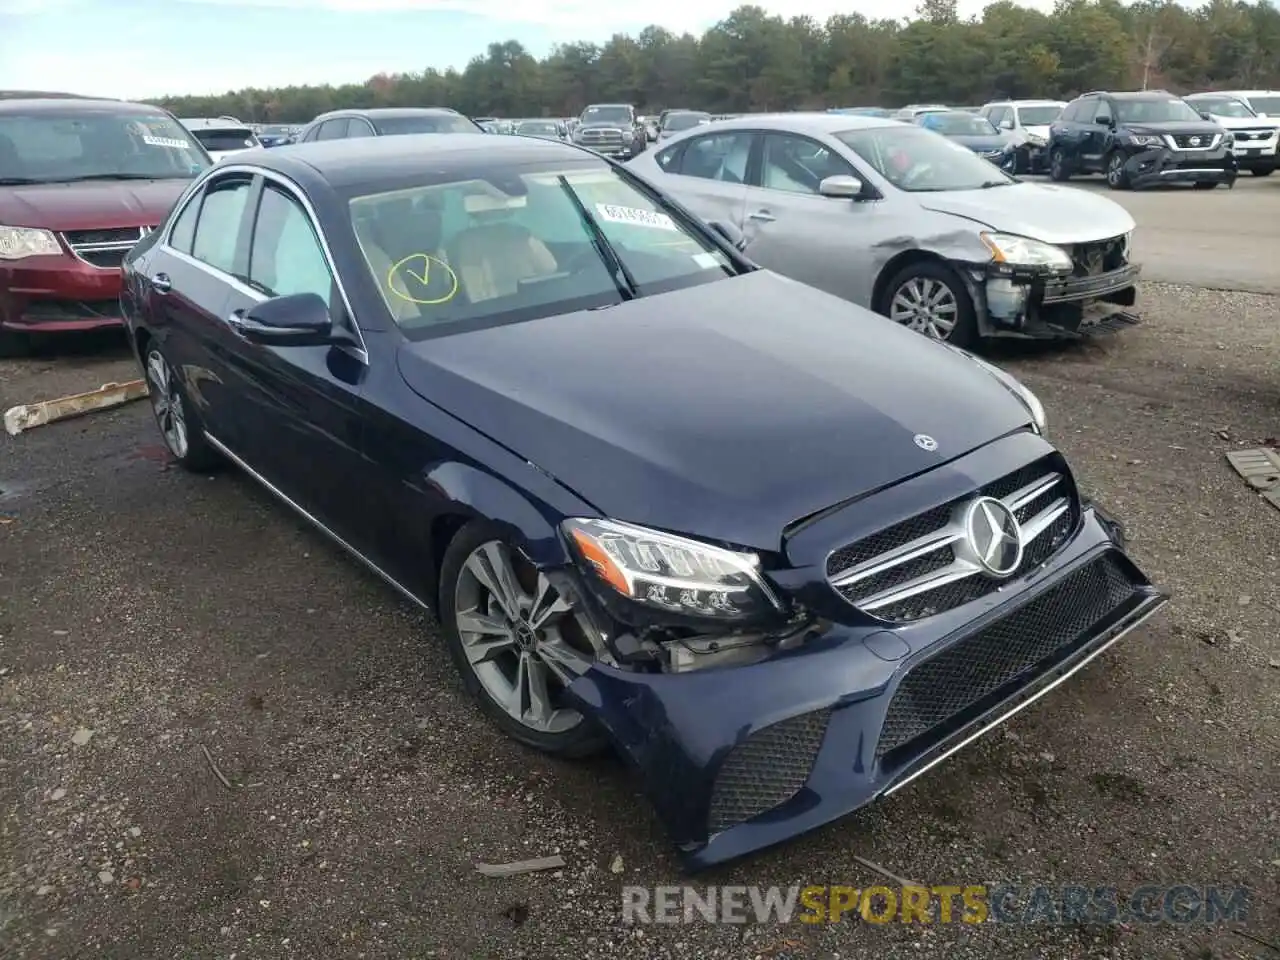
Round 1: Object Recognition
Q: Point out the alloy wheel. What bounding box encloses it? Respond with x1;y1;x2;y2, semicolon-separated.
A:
453;541;594;734
1106;154;1126;188
888;276;958;340
146;349;189;458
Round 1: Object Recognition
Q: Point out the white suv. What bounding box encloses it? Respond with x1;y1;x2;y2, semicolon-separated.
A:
979;100;1066;174
1184;92;1280;176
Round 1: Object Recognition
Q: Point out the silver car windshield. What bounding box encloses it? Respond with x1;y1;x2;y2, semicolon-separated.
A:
1195;99;1254;118
1016;105;1062;125
835;125;1013;192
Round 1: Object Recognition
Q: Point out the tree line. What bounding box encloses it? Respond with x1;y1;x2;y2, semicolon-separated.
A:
150;0;1280;123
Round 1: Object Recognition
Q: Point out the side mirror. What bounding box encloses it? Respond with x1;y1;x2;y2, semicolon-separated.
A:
819;174;863;198
708;219;747;251
1000;119;1015;130
234;292;333;346
1095;116;1112;127
1199;110;1212;121
1257;111;1269;118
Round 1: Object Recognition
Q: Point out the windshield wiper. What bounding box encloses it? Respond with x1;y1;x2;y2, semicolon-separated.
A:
978;180;1012;189
555;175;638;301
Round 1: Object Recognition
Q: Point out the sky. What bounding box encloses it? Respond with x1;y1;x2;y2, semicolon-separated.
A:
0;0;1055;100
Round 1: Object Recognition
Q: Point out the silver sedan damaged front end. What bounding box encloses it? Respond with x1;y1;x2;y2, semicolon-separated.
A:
975;230;1141;338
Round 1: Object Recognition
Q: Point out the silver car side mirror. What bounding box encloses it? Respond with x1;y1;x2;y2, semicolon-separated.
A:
819;175;863;198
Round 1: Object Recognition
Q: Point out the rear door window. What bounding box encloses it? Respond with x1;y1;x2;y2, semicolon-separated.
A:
317;118;351;140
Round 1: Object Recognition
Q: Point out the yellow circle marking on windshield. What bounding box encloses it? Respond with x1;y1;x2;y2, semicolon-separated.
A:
388;253;458;305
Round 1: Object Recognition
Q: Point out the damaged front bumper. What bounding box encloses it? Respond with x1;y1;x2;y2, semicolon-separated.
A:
975;258;1142;339
1122;145;1237;189
561;435;1168;869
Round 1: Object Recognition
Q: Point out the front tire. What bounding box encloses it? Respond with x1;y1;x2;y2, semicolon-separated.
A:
438;521;608;758
1250;167;1274;177
1049;147;1071;181
1105;151;1131;190
143;343;221;471
1192;181;1220;190
880;260;978;348
0;328;32;359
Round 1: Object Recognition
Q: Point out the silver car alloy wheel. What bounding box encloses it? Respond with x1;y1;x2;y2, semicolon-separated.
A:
145;348;189;458
453;540;594;734
888;276;959;340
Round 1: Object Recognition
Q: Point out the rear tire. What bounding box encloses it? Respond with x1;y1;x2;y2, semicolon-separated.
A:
1048;147;1071;181
143;343;221;472
1250;167;1274;177
1192;181;1219;190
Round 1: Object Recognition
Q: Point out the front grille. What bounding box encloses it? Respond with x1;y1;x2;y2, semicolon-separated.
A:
1232;129;1276;141
61;226;154;271
827;457;1080;623
578;129;626;147
1168;133;1218;150
875;552;1137;760
707;708;831;834
1066;236;1127;277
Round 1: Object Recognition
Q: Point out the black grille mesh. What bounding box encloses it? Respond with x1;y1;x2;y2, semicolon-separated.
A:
875;553;1136;761
708;708;831;834
62;227;145;246
827;458;1079;623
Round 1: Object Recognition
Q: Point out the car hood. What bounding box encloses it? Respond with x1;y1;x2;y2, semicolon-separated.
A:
948;134;1011;151
1207;115;1279;130
1124;121;1224;137
395;271;1031;552
0;178;192;231
1022;124;1053;140
916;181;1135;244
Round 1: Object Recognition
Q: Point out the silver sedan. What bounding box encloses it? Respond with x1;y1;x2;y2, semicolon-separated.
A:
627;112;1140;345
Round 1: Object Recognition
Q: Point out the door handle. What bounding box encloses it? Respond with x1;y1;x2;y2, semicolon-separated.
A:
748;210;776;222
151;272;171;294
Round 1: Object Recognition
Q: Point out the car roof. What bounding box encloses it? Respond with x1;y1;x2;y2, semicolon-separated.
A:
1202;89;1280;96
315;107;459;120
694;112;898;134
986;99;1066;107
242;133;600;190
0;97;167;115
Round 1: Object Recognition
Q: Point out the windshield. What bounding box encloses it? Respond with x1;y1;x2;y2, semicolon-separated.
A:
375;114;482;135
664;112;711;131
191;128;258;151
835;125;1013;192
920;112;999;136
581;105;632;126
349;164;734;337
517;121;559;135
1196;99;1255;118
0;110;209;183
1114;97;1204;124
1016;105;1062;125
1246;96;1280;115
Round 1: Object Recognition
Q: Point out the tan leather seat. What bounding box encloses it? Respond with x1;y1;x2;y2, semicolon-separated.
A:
361;238;422;324
447;221;558;303
355;199;451;324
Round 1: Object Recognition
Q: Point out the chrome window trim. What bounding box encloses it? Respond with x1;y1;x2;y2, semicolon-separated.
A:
159;162;369;363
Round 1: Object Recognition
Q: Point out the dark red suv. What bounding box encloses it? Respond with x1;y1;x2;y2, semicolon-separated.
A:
0;97;212;355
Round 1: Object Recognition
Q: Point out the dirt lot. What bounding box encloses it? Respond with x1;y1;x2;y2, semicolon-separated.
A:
2;181;1279;960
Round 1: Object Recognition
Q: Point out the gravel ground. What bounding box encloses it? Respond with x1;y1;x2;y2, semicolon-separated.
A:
2;282;1278;960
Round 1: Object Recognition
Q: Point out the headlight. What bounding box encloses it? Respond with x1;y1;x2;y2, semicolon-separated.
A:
1223;131;1235;146
563;518;781;621
980;232;1073;271
965;353;1047;435
1128;134;1163;147
0;225;61;260
1026;133;1047;147
1121;230;1133;259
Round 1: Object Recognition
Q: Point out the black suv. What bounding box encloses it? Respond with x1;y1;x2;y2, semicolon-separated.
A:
1047;90;1236;190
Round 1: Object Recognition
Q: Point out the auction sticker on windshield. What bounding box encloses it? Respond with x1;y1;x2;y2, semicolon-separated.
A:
142;135;190;149
595;204;676;231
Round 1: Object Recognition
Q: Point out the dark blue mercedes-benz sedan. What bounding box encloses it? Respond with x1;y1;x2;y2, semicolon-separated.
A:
120;134;1168;868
